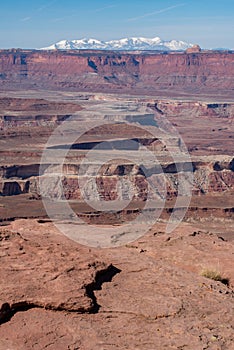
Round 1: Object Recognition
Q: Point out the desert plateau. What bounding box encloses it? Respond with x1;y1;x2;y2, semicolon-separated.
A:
0;45;233;350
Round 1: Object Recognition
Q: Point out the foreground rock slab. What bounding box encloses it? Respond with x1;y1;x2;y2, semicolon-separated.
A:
0;219;233;349
0;221;118;323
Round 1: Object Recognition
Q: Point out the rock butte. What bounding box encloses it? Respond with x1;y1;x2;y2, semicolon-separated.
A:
0;49;233;349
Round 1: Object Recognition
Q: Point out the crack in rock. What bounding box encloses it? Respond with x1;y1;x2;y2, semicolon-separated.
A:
0;264;121;324
0;301;42;325
84;264;121;314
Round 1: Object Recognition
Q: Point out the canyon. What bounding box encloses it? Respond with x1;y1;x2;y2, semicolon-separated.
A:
0;50;233;349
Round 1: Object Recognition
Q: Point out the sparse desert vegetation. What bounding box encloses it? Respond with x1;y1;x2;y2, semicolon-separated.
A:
201;268;230;285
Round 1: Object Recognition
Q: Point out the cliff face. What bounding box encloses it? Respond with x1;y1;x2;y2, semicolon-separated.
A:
0;50;234;95
0;158;233;198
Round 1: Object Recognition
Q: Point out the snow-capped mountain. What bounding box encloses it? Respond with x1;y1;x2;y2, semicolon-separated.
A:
40;36;193;51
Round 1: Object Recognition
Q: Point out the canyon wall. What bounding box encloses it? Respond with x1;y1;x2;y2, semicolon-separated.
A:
0;50;234;95
0;158;233;199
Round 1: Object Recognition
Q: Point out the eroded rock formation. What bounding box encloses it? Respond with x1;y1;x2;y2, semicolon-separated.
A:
0;50;234;96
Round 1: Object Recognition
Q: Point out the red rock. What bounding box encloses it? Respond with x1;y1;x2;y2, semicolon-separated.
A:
186;44;202;54
0;220;233;349
0;50;234;96
0;223;115;323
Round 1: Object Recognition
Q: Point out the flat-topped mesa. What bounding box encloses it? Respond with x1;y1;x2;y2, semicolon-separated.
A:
0;50;234;96
186;44;202;54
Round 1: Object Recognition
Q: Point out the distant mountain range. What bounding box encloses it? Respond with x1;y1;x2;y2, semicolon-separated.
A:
40;36;194;51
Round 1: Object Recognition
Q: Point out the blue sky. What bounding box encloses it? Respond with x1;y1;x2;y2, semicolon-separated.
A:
0;0;233;49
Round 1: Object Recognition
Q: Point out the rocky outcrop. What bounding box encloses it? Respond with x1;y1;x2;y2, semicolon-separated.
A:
0;164;40;179
0;114;74;130
0;226;121;324
149;100;234;118
1;158;233;199
0;97;82;112
0;97;82;132
0;220;233;349
0;50;234;95
0;180;29;196
186;44;202;54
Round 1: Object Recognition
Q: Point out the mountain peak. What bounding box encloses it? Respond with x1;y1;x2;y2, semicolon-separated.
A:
40;36;193;51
